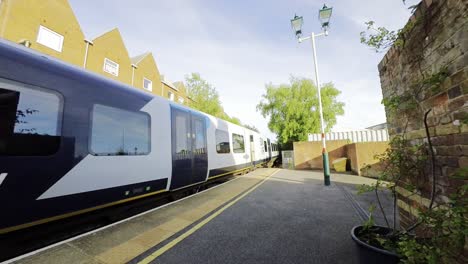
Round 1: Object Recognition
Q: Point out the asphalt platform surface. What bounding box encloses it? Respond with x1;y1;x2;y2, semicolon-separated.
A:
140;169;394;264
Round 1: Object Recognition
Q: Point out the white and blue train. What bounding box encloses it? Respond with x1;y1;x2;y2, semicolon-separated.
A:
0;39;279;233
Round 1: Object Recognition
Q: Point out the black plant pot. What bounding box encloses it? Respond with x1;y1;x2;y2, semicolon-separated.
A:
351;225;400;264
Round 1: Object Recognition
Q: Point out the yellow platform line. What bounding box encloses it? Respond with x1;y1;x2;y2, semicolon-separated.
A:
138;169;280;264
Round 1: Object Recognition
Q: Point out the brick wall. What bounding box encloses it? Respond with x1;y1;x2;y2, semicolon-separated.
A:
378;0;467;228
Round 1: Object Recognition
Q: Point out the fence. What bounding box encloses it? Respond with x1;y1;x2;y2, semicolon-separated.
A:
308;129;389;142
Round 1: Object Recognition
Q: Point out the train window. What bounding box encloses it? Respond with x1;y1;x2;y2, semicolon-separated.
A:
215;129;230;154
264;141;267;152
90;104;150;156
232;133;245;153
0;83;62;156
259;137;264;152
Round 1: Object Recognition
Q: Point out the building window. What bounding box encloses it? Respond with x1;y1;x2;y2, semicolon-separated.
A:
143;78;152;91
232;133;245;153
0;80;62;156
103;58;119;76
215;129;230;154
90;104;150;156
36;25;64;52
178;97;185;104
168;91;174;101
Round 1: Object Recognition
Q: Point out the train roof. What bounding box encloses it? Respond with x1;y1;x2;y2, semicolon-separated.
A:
0;38;153;101
0;39;272;140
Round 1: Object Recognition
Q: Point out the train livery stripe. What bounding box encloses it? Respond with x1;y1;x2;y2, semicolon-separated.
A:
0;188;168;234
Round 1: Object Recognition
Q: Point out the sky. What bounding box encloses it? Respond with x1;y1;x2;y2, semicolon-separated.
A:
69;0;419;139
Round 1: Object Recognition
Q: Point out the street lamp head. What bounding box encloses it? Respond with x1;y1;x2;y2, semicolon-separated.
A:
290;14;303;38
318;4;333;30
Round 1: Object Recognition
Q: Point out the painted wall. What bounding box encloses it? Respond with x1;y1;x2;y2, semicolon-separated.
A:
346;142;389;177
0;0;85;66
132;53;162;96
293;140;349;170
85;28;132;85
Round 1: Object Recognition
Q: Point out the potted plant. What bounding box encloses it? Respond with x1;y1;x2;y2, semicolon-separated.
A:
351;110;467;263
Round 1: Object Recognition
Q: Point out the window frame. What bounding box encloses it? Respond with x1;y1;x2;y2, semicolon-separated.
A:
0;77;64;156
89;104;151;156
36;25;64;52
143;77;152;91
103;58;119;76
232;133;245;154
168;91;174;101
215;129;230;154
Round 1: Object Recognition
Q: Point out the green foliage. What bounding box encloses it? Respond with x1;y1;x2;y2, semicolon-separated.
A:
397;184;468;264
185;73;225;118
360;21;399;53
360;12;419;53
363;204;376;230
357;136;467;263
256;76;344;145
185;73;242;126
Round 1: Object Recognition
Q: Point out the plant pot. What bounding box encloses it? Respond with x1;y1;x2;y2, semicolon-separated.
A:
351;225;400;264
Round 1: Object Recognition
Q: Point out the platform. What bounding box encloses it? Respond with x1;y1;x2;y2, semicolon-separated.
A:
7;168;393;264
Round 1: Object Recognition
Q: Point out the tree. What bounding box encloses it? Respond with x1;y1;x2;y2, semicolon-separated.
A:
185;73;224;118
185;72;243;126
256;76;344;146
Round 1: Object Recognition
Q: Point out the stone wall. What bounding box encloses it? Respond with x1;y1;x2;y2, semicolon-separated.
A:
378;0;467;228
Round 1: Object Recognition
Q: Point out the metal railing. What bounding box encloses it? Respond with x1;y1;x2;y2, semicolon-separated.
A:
308;129;389;142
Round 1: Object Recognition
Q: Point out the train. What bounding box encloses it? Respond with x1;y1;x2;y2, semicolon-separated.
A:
0;39;279;234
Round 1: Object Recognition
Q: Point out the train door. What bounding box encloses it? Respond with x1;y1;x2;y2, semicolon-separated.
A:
267;138;272;160
191;113;208;184
249;135;255;166
170;107;208;189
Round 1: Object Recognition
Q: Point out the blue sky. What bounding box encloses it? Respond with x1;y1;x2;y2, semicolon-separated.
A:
69;0;419;139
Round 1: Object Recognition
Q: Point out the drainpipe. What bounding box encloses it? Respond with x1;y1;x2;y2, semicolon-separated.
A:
131;64;138;86
83;38;93;68
0;0;12;38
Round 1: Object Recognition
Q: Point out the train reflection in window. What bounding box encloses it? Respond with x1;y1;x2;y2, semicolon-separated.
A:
215;129;230;154
90;104;150;156
0;83;62;156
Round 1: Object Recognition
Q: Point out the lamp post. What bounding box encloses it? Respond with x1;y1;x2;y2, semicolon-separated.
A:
291;5;333;186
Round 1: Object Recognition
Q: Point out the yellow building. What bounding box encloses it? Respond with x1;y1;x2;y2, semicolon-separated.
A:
84;28;133;85
131;52;162;96
0;0;86;66
0;0;191;102
161;76;194;105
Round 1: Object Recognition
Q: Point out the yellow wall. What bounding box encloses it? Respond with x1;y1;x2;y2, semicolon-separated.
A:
0;0;85;66
0;0;170;100
346;142;389;177
132;53;162;96
293;140;350;170
85;28;132;85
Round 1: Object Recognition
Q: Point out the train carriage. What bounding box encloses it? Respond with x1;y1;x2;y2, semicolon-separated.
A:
0;39;278;234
